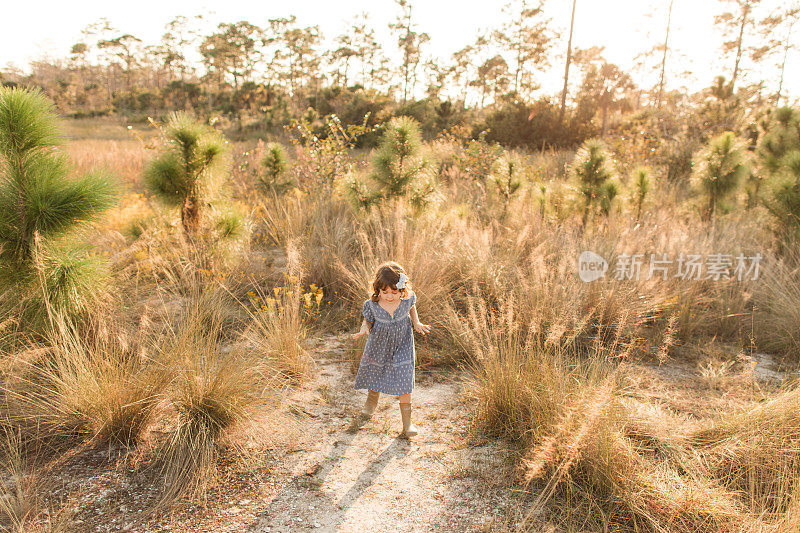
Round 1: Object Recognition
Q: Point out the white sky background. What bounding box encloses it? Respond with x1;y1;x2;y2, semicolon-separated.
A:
4;0;798;101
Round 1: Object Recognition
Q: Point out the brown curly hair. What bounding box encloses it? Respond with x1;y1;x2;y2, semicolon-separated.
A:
370;261;412;302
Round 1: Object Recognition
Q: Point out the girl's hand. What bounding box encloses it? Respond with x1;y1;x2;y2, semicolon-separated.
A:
351;324;370;339
413;321;431;335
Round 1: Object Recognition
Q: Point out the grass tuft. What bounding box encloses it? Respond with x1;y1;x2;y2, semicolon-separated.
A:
153;294;273;507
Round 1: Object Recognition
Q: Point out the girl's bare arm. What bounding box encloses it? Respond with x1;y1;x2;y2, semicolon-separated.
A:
352;317;371;338
410;304;420;324
410;305;431;335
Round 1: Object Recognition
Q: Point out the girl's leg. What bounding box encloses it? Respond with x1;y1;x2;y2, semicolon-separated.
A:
397;393;411;403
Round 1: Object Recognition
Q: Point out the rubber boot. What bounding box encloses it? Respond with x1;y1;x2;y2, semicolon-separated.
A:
399;402;418;438
361;390;379;418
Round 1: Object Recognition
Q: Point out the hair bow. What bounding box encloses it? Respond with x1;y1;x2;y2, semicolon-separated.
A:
396;273;408;289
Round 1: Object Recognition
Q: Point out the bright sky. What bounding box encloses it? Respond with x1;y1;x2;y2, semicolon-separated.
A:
4;0;797;99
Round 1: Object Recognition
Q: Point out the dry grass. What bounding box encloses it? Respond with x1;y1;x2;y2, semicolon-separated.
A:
0;317;169;453
0;425;74;532
243;240;316;383
63;117;155;141
3;126;799;529
690;384;800;519
460;289;786;532
255;193;470;359
0;426;40;530
754;248;800;360
459;291;592;446
519;391;747;533
112;206;248;299
151;294;277;507
66;139;150;189
268;175;777;368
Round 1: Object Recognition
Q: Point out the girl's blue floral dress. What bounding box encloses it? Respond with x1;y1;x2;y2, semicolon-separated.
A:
353;291;416;395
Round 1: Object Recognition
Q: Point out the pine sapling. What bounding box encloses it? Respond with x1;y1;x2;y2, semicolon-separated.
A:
144;112;230;236
570;138;617;227
345;116;440;213
691;131;748;222
488;155;522;221
260;142;294;195
0;86;117;323
633;167;651;220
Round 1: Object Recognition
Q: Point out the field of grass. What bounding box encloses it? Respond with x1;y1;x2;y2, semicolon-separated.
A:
0;112;798;532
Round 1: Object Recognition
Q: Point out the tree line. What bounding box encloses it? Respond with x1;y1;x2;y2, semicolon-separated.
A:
1;0;798;149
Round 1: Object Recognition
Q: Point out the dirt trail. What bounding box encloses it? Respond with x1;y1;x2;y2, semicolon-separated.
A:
245;334;524;532
44;333;526;532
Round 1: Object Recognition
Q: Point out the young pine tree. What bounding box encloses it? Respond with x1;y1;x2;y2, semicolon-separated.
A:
344;116;439;213
758;107;800;174
144;112;230;236
755;107;800;243
744;166;762;209
691;131;748;221
632;167;651;220
0;87;117;320
570;138;617;226
537;183;547;221
599;180;619;216
260;142;295;195
487;154;522;221
762;150;800;244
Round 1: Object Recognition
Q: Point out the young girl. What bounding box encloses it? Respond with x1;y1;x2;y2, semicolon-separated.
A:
351;261;431;438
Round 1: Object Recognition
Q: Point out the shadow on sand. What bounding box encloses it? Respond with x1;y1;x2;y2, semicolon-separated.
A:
247;413;410;531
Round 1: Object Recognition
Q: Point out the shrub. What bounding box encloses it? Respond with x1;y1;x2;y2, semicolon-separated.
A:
481;98;595;149
486;154;522;221
452;132;504;182
758;107;800;179
762;151;800;244
260;142;294;195
570;138;618;226
288;113;371;190
144;112;231;236
690;131;748;222
0;86;117;325
343;116;441;214
309;87;389;148
758;108;800;244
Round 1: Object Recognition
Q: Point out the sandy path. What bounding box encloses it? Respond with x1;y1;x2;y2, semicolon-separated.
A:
40;333;526;532
246;334;525;532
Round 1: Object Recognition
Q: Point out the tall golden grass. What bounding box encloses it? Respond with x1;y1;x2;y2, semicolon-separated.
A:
690;384;800;519
1;316;168;453
243;240;316;383
1;128;797;528
151;294;276;507
754;247;800;359
264;176;781;367
66;139;149;188
461;291;763;532
0;425;73;532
